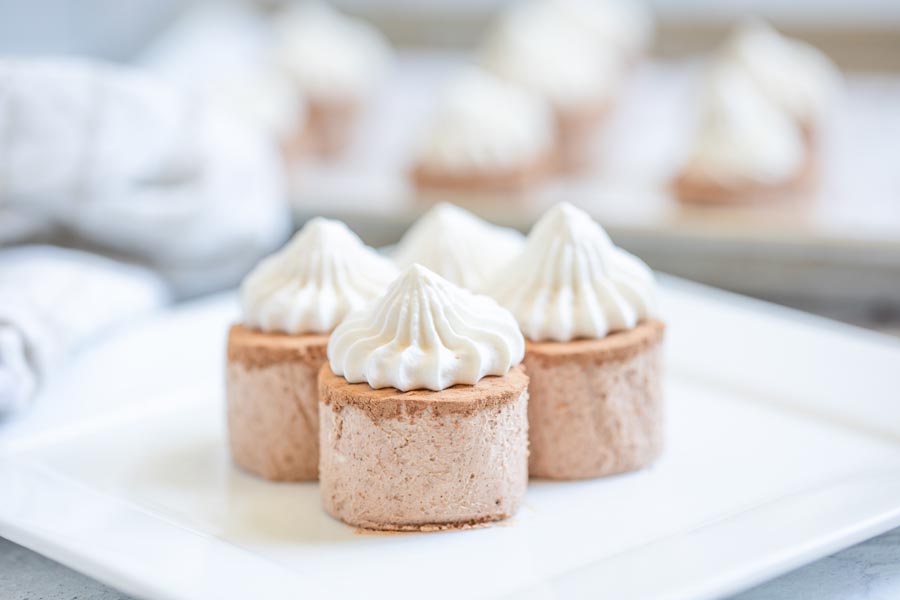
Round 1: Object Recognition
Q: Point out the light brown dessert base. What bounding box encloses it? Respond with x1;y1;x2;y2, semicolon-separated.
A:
410;154;553;195
302;99;359;159
318;365;530;531
526;320;665;480
555;100;612;172
673;151;819;206
226;325;328;481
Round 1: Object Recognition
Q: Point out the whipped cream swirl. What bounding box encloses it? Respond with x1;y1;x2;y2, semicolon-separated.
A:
719;20;840;128
415;67;555;175
480;0;622;112
328;264;525;391
487;203;656;342
276;2;391;103
392;203;525;291
241;218;398;335
684;62;805;186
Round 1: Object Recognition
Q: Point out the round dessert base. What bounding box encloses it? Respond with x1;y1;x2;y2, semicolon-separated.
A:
345;513;509;533
410;154;552;195
318;365;529;532
672;154;819;206
304;99;359;159
555;100;612;172
525;320;665;481
226;325;329;481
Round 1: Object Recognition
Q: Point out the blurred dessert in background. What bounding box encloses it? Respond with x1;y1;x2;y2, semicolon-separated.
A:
206;67;308;163
227;218;397;481
487;203;664;480
410;67;556;193
673;63;813;204
718;20;841;147
391;202;525;290
275;1;392;159
480;0;643;170
674;20;840;204
320;264;528;531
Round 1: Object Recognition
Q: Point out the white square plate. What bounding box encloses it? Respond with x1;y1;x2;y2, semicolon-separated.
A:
2;278;899;600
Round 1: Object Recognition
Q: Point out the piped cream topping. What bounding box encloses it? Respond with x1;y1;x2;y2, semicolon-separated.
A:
719;20;840;128
328;264;525;391
241;218;398;335
392;203;525;291
276;2;391;102
480;0;622;112
415;67;555;175
486;203;656;342
683;61;806;186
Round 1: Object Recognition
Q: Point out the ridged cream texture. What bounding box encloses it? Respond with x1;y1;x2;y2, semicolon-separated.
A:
480;0;622;112
720;20;840;128
240;218;398;335
415;68;555;175
487;203;656;342
275;2;391;102
391;203;525;291
328;264;525;391
683;61;805;186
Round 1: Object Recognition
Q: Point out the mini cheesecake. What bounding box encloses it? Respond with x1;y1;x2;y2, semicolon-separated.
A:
321;264;528;531
526;320;665;479
479;1;622;172
487;203;663;480
674;21;839;205
225;218;397;481
319;365;528;531
276;2;391;159
410;67;556;195
227;326;327;481
673;58;814;206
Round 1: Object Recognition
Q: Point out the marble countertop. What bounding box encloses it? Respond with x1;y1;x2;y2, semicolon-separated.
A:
2;528;900;599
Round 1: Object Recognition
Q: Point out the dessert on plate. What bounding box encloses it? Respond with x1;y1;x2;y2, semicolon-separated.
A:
480;0;623;169
319;264;528;531
227;218;397;481
410;67;556;193
275;2;391;158
391;202;524;291
673;62;812;205
487;202;664;480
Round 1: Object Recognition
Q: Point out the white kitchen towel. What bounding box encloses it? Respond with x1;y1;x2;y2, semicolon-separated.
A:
0;245;170;413
0;57;292;296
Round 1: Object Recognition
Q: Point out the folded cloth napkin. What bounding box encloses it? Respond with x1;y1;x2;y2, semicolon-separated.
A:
0;245;170;414
0;57;292;413
0;57;291;296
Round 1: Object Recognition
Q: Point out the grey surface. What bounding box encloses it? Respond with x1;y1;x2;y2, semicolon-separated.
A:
732;527;900;600
2;528;900;599
0;536;130;600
